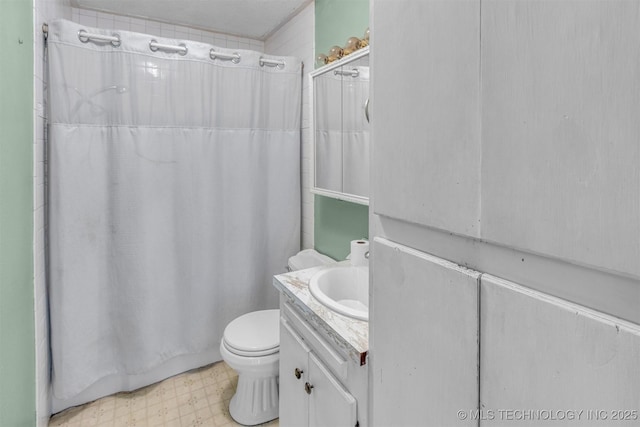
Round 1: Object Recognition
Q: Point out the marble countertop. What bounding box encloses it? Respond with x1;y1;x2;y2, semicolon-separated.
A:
273;264;369;365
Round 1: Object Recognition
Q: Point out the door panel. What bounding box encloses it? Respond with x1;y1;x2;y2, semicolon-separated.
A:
308;352;357;427
480;0;640;277
481;274;640;426
279;318;311;427
372;0;481;237
371;237;480;426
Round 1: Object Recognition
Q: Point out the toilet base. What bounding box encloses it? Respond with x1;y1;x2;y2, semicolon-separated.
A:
229;373;279;426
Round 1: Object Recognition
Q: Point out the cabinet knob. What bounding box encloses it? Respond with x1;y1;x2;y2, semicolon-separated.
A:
305;382;314;394
294;368;303;379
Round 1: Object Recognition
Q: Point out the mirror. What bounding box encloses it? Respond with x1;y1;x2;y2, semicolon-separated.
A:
311;47;370;205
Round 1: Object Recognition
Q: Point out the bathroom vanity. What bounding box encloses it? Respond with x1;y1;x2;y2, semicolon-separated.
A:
273;266;369;427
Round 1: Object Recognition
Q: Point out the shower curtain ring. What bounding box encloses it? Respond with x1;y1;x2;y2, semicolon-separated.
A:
110;35;121;48
78;30;90;43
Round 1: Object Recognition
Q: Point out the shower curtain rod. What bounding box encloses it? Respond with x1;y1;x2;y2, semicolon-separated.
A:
42;22;287;67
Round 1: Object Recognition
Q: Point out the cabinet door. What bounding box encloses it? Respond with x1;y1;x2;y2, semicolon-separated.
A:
371;237;480;426
481;274;640;427
341;56;370;198
372;0;481;237
314;66;343;193
279;318;311;427
480;0;640;277
308;352;357;427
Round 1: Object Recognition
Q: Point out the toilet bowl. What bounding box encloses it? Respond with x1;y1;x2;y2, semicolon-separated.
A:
220;310;280;426
220;249;335;425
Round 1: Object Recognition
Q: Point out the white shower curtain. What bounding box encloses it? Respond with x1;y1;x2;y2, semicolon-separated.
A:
47;19;301;411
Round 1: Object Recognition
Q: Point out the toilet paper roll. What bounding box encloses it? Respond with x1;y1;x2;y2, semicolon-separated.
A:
350;240;370;267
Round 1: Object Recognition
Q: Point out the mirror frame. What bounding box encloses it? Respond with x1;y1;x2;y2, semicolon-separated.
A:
309;46;370;206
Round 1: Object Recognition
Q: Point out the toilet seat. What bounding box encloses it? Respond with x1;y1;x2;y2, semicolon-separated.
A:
223;309;279;357
222;340;278;357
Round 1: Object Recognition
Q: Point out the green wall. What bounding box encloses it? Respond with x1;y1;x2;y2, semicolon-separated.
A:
314;0;370;260
314;196;369;260
315;0;370;61
0;1;35;426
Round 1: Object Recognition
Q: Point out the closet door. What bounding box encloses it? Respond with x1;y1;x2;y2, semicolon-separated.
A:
372;0;481;237
371;237;480;426
481;275;640;426
480;0;640;277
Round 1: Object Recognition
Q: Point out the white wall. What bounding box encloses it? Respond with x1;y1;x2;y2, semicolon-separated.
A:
265;2;315;250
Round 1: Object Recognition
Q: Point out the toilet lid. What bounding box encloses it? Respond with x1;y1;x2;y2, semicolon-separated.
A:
223;309;280;356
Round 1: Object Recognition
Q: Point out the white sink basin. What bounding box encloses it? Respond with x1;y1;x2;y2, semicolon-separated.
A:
309;266;369;321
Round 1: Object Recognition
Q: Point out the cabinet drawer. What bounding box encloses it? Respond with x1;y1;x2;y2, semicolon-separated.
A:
282;300;348;381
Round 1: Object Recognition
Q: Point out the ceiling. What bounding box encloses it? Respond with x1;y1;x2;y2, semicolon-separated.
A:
70;0;312;40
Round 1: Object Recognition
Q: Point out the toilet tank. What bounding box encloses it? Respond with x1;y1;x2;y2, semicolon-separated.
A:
287;249;335;271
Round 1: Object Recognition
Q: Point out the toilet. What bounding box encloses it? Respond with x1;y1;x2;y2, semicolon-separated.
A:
220;249;335;425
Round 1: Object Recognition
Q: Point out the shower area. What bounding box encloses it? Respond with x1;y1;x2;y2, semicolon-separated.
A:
46;18;302;412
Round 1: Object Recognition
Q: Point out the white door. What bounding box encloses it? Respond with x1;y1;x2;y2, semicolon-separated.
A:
371;237;481;426
481;274;640;427
371;0;481;237
308;352;357;427
279;318;311;427
480;0;640;277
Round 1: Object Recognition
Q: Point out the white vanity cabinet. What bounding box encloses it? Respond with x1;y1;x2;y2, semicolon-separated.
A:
280;317;357;427
278;296;366;427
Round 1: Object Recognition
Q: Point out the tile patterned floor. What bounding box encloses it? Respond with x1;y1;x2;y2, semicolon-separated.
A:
49;362;279;427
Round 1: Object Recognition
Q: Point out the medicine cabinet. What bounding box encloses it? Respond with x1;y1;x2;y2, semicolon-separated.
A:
311;47;370;205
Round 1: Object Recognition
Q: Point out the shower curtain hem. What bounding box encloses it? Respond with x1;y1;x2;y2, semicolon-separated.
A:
51;347;222;414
